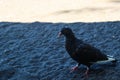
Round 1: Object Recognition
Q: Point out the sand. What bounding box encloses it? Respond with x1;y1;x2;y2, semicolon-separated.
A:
0;0;120;22
0;0;120;80
0;21;120;80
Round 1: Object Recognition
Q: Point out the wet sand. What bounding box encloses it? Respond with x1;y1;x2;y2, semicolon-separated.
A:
0;21;120;80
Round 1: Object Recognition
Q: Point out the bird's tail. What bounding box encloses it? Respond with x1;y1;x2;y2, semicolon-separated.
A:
91;55;117;64
106;55;117;62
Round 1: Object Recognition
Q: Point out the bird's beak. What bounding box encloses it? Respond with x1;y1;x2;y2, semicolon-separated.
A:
58;32;62;37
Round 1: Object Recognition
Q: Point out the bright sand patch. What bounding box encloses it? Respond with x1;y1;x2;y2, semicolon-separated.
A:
0;0;120;22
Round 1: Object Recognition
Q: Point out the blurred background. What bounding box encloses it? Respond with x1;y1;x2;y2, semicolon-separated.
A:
0;0;120;23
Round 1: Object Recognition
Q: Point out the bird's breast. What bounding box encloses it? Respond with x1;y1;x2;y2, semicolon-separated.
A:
65;42;76;55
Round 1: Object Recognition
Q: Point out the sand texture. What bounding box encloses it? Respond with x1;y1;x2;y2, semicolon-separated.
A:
0;21;120;80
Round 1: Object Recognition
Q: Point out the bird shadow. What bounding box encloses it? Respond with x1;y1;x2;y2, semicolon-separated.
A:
53;7;110;15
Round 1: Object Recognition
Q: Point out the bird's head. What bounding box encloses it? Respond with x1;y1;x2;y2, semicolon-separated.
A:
58;27;74;38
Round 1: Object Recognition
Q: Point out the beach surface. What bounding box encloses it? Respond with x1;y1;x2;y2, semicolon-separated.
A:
0;0;120;80
0;0;120;22
0;21;120;80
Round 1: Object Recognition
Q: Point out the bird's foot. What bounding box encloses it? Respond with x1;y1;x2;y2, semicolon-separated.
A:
85;70;89;78
70;65;78;73
84;67;89;78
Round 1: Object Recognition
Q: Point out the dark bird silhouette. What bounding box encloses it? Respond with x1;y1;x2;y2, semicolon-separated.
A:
58;27;117;77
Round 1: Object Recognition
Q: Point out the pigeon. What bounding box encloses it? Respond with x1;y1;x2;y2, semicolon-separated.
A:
58;27;117;77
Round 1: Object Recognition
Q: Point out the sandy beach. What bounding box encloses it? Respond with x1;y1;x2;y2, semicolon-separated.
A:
0;0;120;80
0;0;120;22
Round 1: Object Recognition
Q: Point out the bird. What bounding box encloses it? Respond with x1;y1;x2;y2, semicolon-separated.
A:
58;27;117;77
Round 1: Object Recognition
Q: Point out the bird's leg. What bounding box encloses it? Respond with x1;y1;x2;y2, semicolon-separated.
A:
85;67;89;78
70;63;80;72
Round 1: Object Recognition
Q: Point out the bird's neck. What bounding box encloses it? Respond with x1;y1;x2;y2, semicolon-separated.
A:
65;34;76;41
65;34;76;49
65;35;76;55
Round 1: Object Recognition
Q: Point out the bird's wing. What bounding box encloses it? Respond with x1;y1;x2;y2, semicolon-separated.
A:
75;43;93;54
73;44;95;59
73;43;107;63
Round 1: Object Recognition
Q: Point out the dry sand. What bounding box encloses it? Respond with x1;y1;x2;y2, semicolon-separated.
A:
0;0;120;22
